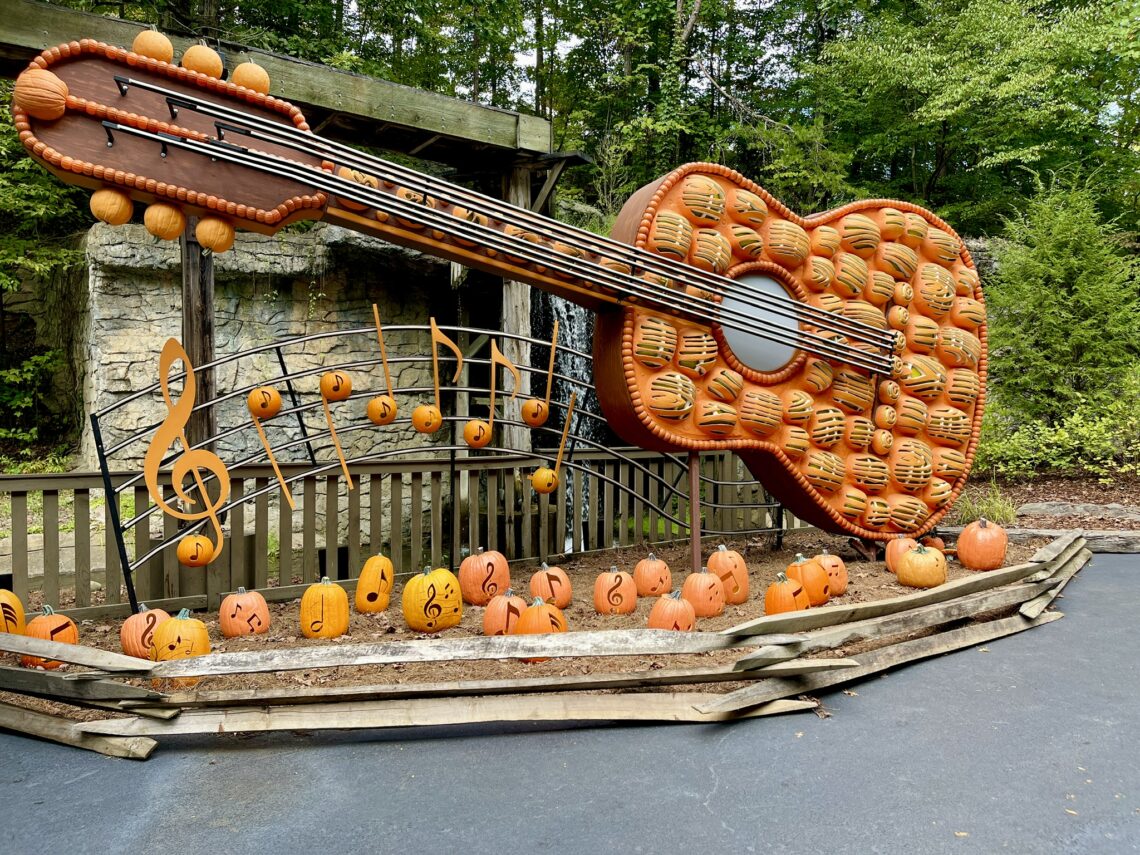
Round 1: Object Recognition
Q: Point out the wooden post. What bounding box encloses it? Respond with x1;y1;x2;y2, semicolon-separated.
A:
500;167;531;454
689;451;702;574
180;218;216;450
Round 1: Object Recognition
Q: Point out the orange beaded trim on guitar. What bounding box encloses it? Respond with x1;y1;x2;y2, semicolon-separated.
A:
10;39;985;541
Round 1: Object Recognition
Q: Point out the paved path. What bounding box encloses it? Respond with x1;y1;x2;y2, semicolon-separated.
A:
2;554;1138;854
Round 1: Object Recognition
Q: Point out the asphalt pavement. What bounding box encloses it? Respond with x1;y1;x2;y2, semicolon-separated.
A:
2;554;1138;854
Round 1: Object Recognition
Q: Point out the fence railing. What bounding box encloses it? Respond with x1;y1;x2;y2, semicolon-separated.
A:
0;449;802;620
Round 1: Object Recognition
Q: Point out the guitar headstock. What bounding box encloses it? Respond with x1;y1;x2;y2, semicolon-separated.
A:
11;37;329;250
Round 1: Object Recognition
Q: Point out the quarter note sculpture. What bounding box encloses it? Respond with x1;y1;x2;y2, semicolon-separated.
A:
246;384;296;510
414;318;464;434
11;37;987;540
521;318;559;428
319;371;355;490
366;303;398;426
531;392;577;495
464;341;521;449
142;338;231;565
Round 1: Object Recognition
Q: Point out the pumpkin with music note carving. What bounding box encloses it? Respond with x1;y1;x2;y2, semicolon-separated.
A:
647;590;696;631
786;553;830;606
176;533;214;567
681;566;726;618
355;554;394;613
319;371;352;402
513;597;568;662
411;403;443;433
483;588;527;636
20;606;78;669
459;547;511;606
593;566;638;615
633;552;671;596
814;549;848;597
219;587;271;637
300;577;350;639
150;608;210;688
120;603;171;659
764;573;810;615
529;562;572;609
0;589;25;636
707;544;749;605
402;566;463;633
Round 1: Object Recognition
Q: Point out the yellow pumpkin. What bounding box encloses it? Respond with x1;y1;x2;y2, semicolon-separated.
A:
355;554;395;613
0;589;26;635
89;188;133;226
132;30;174;63
150;607;210;688
195;216;235;253
300;577;350;638
13;68;69;121
181;44;224;78
896;544;948;589
402;567;463;633
143;203;186;240
230;61;271;94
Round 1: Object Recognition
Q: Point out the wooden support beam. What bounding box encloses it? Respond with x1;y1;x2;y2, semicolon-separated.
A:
0;665;163;702
0;700;156;759
1021;548;1091;619
0;634;154;673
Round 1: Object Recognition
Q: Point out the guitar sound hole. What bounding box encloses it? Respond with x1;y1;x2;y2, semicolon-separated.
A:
719;274;800;374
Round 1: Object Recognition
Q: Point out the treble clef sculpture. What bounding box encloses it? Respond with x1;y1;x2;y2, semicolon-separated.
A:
143;338;232;565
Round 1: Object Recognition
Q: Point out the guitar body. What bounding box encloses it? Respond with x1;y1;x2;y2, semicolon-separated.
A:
11;41;985;542
595;165;985;539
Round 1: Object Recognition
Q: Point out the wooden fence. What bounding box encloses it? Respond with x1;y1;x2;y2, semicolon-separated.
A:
0;450;797;620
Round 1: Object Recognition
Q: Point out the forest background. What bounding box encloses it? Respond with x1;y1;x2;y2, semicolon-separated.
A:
0;0;1138;494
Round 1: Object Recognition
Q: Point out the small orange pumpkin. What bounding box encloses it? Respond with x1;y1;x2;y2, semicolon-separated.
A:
176;534;215;567
593;566;637;615
680;566;726;618
896;544;947;588
814;549;848;597
20;606;78;669
181;44;224;78
884;536;919;574
319;371;352;402
530;466;558;494
89;188;133;226
195;216;235;253
131;29;174;63
119;603;171;659
956;517;1008;571
0;589;26;635
513;596;568;661
921;535;947;552
219;587;271;637
230;61;270;94
300;577;350;639
647;590;695;631
707;544;749;605
12;67;69;121
247;386;282;419
764;572;811;615
402;566;463;633
459;547;511;606
411;403;442;433
520;399;548;427
786;553;830;606
366;394;398;425
633;552;671;596
529;562;571;609
463;419;492;448
483;588;528;636
143;203;186;240
355;553;395;613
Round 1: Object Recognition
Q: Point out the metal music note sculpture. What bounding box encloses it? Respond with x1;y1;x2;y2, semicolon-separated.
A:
11;37;987;541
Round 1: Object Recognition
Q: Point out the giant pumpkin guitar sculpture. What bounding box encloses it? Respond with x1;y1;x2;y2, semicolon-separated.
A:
10;37;986;542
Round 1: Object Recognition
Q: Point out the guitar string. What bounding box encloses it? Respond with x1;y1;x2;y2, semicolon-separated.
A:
120;77;896;352
103;119;894;374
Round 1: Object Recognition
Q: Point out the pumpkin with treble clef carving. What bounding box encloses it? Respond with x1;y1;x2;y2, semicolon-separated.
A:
120;603;171;659
0;589;26;636
593;566;637;615
300;577;350;639
402;566;462;633
458;547;511;606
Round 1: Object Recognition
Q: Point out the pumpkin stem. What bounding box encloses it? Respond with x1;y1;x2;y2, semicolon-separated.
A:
175;608;191;619
541;562;549;571
320;576;332;584
41;604;55;616
775;572;790;583
667;589;683;600
647;552;656;561
717;544;727;552
138;603;149;613
979;517;989;528
793;553;806;563
531;596;546;607
237;587;247;594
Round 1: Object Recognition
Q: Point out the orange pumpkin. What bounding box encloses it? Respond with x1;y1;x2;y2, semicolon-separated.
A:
956;518;1008;571
764;572;811;615
355;553;395;613
319;371;352;402
89;188;133;226
0;589;26;635
119;603;171;659
593;566;637;615
921;535;947;552
680;566;726;618
195;216;235;253
12;67;69;121
459;547;511;606
520;399;548;427
483;588;527;636
219;587;271;637
411;403;442;433
402;567;463;633
131;30;174;63
247;386;282;419
884;536;919;574
230;61;271;94
530;466;558;494
143;203;186;240
633;552;671;596
300;577;350;639
513;596;567;661
176;534;215;567
463;419;492;448
786;553;830;606
896;544;947;588
181;44;224;78
366;394;398;425
20;606;78;669
814;549;848;597
707;544;749;605
647;590;695;631
529;562;572;609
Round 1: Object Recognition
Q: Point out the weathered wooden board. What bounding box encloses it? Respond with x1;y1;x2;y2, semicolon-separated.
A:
1021;548;1092;619
0;699;156;760
1028;532;1083;565
77;694;816;737
701;611;1063;715
0;634;154;673
1025;535;1087;582
0;665;163;702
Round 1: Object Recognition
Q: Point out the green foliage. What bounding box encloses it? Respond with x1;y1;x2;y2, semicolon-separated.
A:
0;351;62;444
950;480;1018;526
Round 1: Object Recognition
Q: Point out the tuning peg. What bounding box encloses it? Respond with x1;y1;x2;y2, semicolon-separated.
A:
143;203;186;240
195;216;235;253
231;61;270;95
181;44;224;79
12;68;68;121
131;30;174;64
89;188;133;226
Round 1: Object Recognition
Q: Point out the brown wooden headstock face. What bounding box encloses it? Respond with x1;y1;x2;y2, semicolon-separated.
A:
11;40;328;234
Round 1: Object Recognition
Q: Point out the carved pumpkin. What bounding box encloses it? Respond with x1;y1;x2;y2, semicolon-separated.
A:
89;188;133;226
531;466;558;494
896;544;947;588
195;216;235;253
319;371;352;402
513;597;568;661
176;534;214;567
884;536;919;574
300;577;350;639
633;552;671;597
814;549;848;597
219;587;271;637
150;607;210;688
366;394;398;425
402;566;463;633
181;44;224;78
411;403;442;433
681;566;726;618
647;590;695;631
0;589;26;635
764;572;811;615
463;419;492;448
231;61;271;94
131;29;174;63
247;386;282;419
143;203;186;240
20;606;78;669
458;547;511;606
483;588;527;636
956;518;1008;571
529;562;572;609
707;544;749;605
355;553;395;613
12;68;69;121
593;566;638;615
786;553;830;606
119;603;171;659
520;399;549;427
